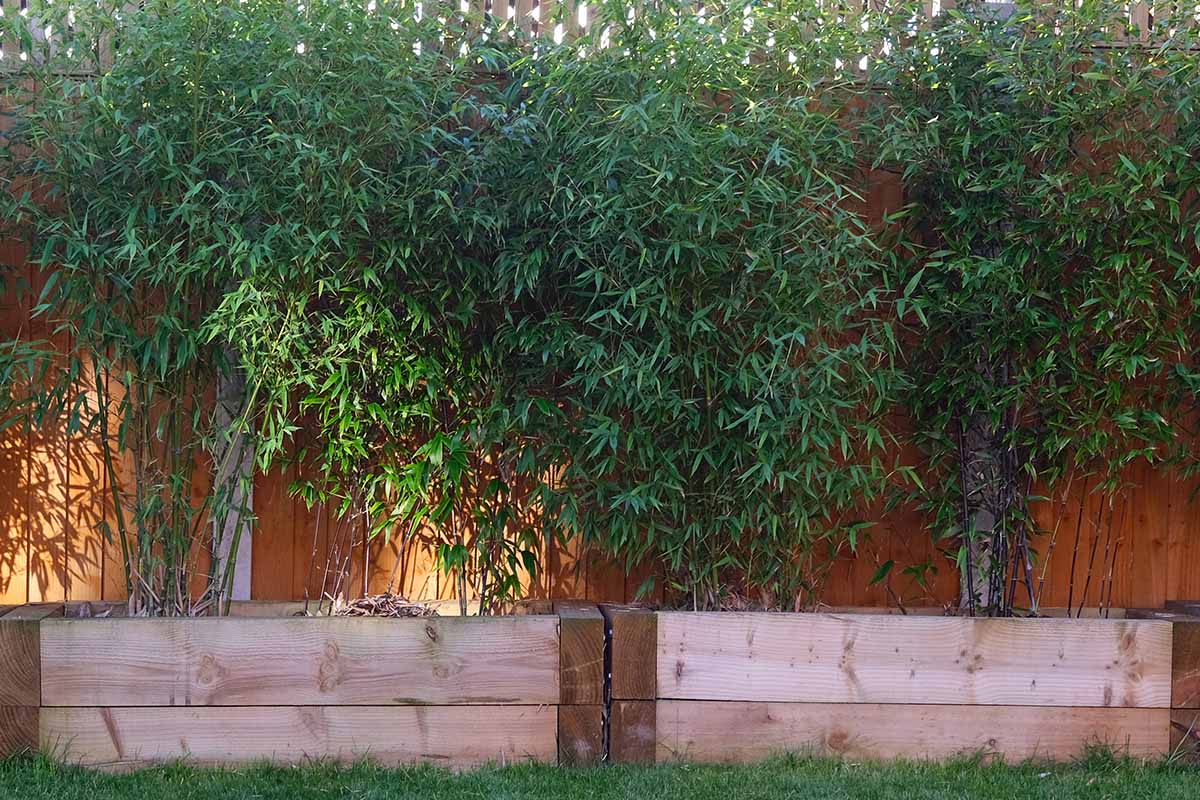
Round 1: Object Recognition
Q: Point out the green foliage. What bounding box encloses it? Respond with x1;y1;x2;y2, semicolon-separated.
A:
208;0;896;609
867;0;1200;613
504;4;895;606
0;1;271;613
3;0;1198;614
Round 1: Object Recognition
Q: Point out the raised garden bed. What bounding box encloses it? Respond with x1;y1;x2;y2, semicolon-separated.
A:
604;607;1200;764
2;603;1197;768
0;602;604;769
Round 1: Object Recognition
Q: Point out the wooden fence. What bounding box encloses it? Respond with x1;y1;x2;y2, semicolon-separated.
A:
3;602;1198;767
3;232;1200;612
2;1;1200;611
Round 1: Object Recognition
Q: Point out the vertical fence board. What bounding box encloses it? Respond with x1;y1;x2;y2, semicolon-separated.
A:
251;465;296;601
0;247;31;606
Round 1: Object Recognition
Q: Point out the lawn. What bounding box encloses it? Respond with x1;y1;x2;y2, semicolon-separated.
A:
1;754;1197;800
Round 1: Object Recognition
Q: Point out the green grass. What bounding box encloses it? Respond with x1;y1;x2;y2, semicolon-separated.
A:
1;753;1197;800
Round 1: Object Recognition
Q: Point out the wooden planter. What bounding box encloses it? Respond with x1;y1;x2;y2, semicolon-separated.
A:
605;609;1200;764
0;602;604;769
3;603;1197;768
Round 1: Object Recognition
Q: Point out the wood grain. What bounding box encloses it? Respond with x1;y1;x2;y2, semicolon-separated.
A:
225;601;308;618
819;607;1129;619
658;613;1172;708
610;700;656;764
41;616;560;707
0;619;39;706
656;700;1170;763
3;603;62;620
1173;621;1200;709
1165;600;1200;616
40;705;556;769
249;465;296;601
1170;709;1199;757
1126;609;1196;621
602;606;657;700
0;706;38;756
556;602;604;705
557;705;603;765
25;271;69;606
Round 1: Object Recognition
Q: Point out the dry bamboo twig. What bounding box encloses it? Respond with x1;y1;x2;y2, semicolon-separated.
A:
331;592;438;617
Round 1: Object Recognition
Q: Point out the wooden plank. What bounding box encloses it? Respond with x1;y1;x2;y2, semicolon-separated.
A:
1126;608;1195;621
250;464;296;601
1167;470;1200;607
820;606;955;616
422;598;482;616
821;608;1132;620
1122;463;1156;608
40;705;556;769
1174;621;1200;709
0;706;38;756
585;549;626;603
511;599;555;616
1165;600;1200;616
99;401;130;603
556;602;604;705
602;606;657;701
226;601;308;618
66;401;107;603
3;603;62;620
1171;709;1199;756
64;601;127;618
557;705;603;766
41;616;560;707
658;613;1172;708
1032;607;1128;620
0;248;31;607
25;267;69;606
292;466;330;602
609;700;656;764
544;534;586;600
656;701;1170;764
0;620;39;706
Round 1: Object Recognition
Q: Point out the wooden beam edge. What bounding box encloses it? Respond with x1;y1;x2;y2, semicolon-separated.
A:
600;605;657;701
556;603;605;706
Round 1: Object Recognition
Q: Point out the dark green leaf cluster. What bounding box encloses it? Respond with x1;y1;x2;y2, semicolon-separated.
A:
867;0;1200;612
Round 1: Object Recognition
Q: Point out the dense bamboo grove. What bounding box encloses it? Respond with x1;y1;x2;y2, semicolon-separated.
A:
0;0;1198;614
